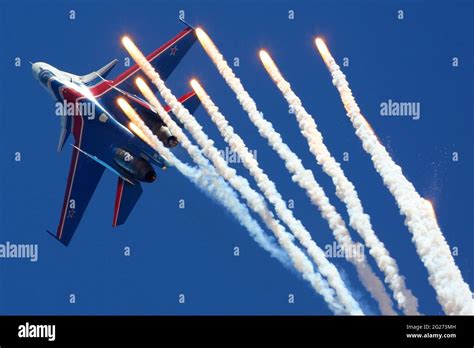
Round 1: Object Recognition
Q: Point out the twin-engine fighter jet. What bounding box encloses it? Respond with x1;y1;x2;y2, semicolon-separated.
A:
33;25;200;246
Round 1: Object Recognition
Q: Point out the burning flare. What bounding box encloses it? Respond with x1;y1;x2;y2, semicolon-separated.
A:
315;36;473;315
115;67;287;268
127;45;349;313
195;28;364;315
192;78;373;314
259;49;419;315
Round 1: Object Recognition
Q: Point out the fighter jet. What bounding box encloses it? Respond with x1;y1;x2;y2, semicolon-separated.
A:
32;25;200;246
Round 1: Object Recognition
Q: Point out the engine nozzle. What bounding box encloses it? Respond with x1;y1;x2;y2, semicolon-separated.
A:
113;148;156;183
153;125;179;148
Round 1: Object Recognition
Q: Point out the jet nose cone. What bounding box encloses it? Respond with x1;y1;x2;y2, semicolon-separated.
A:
32;62;42;80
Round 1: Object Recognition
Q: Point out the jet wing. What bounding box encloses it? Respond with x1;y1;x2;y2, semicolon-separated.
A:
51;113;127;246
52;139;105;246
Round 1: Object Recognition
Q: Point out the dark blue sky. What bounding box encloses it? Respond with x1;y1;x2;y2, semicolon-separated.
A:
0;0;471;315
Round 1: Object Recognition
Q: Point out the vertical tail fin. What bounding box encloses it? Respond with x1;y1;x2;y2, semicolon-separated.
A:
112;178;143;227
57;114;72;152
80;59;118;86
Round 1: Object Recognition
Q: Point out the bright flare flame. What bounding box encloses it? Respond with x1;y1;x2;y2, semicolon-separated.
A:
315;36;473;314
117;97;134;119
190;79;362;314
117;97;151;145
123;40;294;270
257;46;413;315
315;38;381;141
128;121;147;142
121;36;145;68
259;50;275;71
190;79;205;99
195;27;217;57
122;36;138;55
135;77;156;105
194;28;363;314
315;37;332;66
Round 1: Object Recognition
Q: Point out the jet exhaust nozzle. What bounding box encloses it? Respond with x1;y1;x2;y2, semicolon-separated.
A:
113;148;156;183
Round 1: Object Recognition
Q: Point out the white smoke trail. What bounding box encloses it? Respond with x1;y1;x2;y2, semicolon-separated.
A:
259;50;419;315
194;29;363;315
133;81;348;316
315;38;473;315
192;81;391;316
117;97;288;266
121;38;349;314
